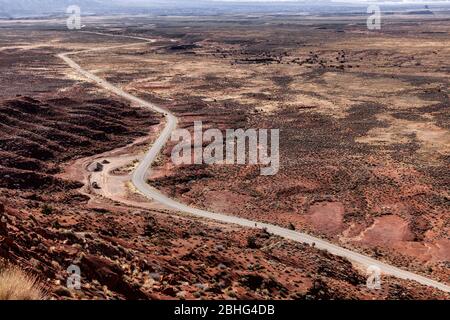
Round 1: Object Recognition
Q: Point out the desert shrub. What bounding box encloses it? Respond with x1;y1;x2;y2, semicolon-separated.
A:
0;264;46;300
41;204;53;215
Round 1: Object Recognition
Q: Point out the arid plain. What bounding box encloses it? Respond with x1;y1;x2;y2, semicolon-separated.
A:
0;13;449;299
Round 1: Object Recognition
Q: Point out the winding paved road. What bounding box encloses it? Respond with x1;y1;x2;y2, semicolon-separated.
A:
58;32;450;293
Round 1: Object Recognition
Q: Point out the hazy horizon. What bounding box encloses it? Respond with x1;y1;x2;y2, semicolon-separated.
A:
1;0;449;18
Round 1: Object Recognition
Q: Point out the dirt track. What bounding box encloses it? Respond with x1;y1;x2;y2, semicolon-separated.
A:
59;31;450;293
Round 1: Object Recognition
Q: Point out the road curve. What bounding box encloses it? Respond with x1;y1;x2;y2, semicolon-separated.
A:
58;32;450;293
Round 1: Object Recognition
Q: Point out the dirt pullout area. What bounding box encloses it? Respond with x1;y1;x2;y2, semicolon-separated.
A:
74;18;449;283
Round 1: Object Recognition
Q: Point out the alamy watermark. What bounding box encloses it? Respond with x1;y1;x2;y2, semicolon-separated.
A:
171;121;280;176
367;5;381;30
366;265;382;290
